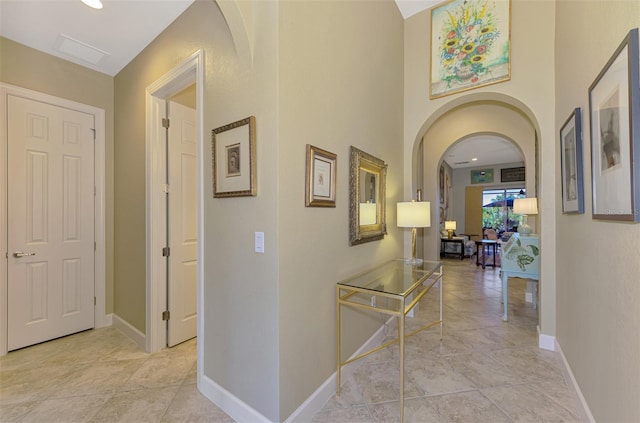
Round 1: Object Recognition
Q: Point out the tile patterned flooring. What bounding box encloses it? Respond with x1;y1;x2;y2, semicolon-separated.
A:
1;259;584;422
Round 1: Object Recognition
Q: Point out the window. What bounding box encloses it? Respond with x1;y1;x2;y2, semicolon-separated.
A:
482;188;526;232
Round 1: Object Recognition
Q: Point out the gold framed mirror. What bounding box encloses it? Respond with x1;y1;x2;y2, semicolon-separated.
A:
349;146;387;245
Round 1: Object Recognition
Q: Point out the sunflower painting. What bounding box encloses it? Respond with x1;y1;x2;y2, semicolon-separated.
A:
430;0;511;99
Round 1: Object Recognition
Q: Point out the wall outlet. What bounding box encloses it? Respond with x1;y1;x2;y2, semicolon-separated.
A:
370;296;376;307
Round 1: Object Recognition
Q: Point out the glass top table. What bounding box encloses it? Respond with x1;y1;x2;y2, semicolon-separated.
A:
337;259;442;297
336;259;443;423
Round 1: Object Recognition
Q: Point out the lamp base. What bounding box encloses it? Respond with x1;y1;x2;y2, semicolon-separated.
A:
518;215;532;235
447;229;454;239
518;223;532;235
404;257;424;266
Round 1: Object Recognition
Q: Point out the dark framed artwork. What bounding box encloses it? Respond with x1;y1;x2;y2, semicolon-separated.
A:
500;166;525;183
560;108;584;214
212;116;256;198
589;28;640;222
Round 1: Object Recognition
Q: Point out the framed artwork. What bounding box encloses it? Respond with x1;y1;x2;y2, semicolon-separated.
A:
305;144;337;207
439;165;445;203
212;116;256;198
430;0;511;99
500;166;525;183
589;28;640;222
470;168;494;184
560;108;584;214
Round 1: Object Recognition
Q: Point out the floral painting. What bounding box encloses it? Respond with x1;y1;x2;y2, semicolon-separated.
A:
430;0;511;99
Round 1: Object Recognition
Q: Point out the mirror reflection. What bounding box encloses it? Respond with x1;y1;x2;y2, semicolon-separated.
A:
359;170;378;225
349;146;387;245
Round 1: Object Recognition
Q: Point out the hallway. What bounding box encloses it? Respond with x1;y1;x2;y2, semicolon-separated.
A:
0;259;583;422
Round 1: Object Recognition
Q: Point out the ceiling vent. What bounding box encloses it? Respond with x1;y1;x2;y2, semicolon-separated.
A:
454;161;470;165
54;34;110;66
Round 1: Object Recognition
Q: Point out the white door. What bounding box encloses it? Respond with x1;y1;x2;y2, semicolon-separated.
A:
167;101;197;347
7;95;95;351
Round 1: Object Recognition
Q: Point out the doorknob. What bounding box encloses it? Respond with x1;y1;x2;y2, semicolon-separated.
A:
13;251;36;258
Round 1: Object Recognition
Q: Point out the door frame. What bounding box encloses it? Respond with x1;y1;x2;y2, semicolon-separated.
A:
0;83;107;356
145;50;204;353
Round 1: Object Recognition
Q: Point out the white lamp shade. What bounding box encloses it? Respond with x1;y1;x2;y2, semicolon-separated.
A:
444;220;457;230
513;197;538;215
397;201;431;228
359;203;377;225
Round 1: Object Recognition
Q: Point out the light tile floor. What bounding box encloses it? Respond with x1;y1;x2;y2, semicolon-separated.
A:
313;259;584;422
0;259;584;422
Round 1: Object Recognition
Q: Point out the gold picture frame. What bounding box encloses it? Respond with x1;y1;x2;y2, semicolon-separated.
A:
430;0;511;99
212;116;256;198
305;144;337;207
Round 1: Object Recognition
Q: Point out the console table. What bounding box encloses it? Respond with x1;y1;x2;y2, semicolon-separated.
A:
336;259;443;423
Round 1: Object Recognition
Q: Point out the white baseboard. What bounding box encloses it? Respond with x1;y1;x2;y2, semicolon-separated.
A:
555;340;596;423
96;313;112;328
199;373;271;423
112;314;146;351
537;326;556;351
284;319;393;423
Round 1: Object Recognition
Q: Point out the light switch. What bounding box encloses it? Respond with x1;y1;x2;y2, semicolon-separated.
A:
255;232;264;253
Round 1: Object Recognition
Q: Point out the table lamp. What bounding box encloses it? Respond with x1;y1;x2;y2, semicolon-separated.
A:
513;197;538;235
359;202;377;225
397;200;431;265
444;220;457;239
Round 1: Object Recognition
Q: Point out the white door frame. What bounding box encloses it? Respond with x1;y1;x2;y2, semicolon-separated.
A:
145;50;204;354
0;83;107;356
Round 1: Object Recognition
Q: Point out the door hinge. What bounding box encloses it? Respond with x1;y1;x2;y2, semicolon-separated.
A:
94;296;96;306
162;310;170;321
90;128;96;140
162;118;170;129
162;184;170;193
94;242;97;251
162;247;170;257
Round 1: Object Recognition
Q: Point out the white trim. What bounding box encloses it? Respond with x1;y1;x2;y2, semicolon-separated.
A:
199;373;272;423
284;320;393;423
99;313;113;328
0;83;106;355
537;325;556;351
555;339;596;423
145;50;204;354
112;313;146;351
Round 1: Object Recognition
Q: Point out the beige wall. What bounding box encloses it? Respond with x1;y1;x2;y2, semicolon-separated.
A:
114;0;281;419
278;0;404;418
0;37;115;315
555;2;640;421
404;1;557;337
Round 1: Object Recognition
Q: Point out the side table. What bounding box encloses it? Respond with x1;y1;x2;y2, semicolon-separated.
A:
475;240;499;269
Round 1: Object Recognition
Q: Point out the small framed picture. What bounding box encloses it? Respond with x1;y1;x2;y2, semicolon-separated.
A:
305;145;337;207
212;116;256;198
560;108;584;214
589;28;640;222
470;168;494;184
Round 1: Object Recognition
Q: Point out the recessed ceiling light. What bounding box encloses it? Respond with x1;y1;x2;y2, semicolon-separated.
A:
81;0;103;9
472;157;478;161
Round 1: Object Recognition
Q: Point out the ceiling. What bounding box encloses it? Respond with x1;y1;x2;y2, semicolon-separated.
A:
0;0;195;76
443;135;523;169
0;1;520;168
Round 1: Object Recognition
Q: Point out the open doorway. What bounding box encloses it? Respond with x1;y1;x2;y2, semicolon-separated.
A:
145;51;204;354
